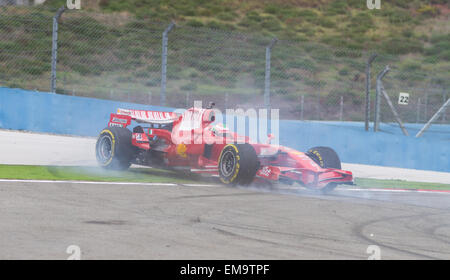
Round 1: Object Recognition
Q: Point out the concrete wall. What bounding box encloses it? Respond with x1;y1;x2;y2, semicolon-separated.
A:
0;87;170;136
279;121;450;172
0;87;449;172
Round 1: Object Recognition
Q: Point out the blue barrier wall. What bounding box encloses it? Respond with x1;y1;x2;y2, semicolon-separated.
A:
279;121;450;172
0;87;174;137
0;87;449;172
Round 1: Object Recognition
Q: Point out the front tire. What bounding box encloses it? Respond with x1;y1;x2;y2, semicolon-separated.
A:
306;146;341;193
96;127;136;170
218;144;258;186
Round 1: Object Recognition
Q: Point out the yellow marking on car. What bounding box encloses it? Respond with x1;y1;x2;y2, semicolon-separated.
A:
218;144;241;184
312;150;324;167
176;143;188;158
230;162;240;183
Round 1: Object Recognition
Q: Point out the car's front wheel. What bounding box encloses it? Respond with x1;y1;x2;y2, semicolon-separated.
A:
306;146;342;193
218;144;258;186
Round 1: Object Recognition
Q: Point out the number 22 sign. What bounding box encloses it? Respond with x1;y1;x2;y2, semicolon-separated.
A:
398;92;409;105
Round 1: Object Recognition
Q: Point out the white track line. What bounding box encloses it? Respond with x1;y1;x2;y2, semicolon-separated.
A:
181;184;221;187
0;179;221;188
0;179;448;195
0;179;178;186
276;185;450;195
338;188;450;195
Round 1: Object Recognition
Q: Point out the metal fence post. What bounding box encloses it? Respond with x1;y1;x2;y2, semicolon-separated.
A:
416;97;421;123
365;54;377;131
264;38;277;110
339;96;344;121
442;90;447;122
374;65;390;132
225;93;229;109
300;95;304;121
50;6;65;93
416;98;450;138
380;82;409;136
317;93;321;120
160;22;175;106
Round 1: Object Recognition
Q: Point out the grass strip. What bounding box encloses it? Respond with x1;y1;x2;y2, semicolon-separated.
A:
0;165;448;191
354;178;450;191
0;165;202;184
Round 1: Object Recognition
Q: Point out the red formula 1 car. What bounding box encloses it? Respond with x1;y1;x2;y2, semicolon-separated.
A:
95;104;353;192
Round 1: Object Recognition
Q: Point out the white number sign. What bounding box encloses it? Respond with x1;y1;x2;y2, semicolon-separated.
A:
398;92;409;105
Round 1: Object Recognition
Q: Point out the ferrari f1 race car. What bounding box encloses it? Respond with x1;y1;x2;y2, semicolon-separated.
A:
95;104;353;192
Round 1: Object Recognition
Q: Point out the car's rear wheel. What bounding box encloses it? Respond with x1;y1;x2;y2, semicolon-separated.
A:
306;146;341;193
218;144;258;186
96;127;136;170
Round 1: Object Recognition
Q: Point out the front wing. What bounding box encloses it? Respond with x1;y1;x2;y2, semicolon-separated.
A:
256;165;353;188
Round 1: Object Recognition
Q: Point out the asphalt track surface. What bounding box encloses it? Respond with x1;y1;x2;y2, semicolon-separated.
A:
1;180;449;259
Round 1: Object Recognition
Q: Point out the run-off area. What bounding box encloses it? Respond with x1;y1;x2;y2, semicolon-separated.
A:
0;129;448;184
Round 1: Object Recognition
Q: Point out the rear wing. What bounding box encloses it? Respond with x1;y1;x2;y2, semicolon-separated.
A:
108;108;180;128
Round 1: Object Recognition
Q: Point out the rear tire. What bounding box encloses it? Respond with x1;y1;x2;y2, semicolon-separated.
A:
306;146;341;193
218;144;258;186
96;127;136;170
